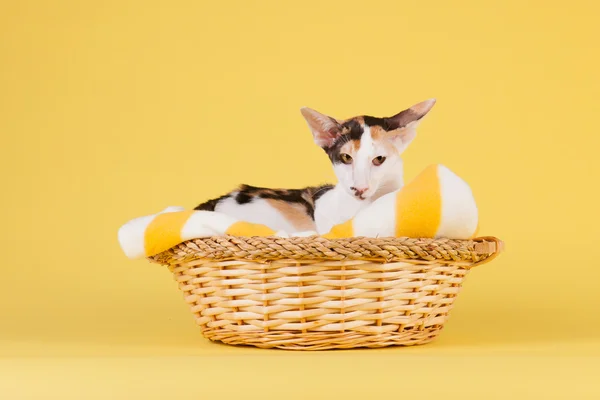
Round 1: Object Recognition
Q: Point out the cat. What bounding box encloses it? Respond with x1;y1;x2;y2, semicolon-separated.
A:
195;99;436;235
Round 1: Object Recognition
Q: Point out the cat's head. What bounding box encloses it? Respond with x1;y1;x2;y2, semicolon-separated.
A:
301;99;436;201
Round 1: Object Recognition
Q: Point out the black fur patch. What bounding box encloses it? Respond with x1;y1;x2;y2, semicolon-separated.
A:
324;119;364;164
363;115;389;130
235;191;253;204
194;194;231;211
365;111;424;131
194;184;335;219
343;119;365;140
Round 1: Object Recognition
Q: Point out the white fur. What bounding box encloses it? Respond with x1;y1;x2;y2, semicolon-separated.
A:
313;185;366;234
351;189;398;237
352;126;374;191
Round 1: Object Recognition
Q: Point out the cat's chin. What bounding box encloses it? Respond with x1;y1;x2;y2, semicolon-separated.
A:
341;187;374;201
346;192;370;201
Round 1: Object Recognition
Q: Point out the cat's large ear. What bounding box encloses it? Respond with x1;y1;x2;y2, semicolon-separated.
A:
383;98;436;152
300;107;343;148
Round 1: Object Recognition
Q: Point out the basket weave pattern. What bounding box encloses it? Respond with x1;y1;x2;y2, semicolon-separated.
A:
150;236;501;350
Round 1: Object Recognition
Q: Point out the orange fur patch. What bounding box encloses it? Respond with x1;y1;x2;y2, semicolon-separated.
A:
368;125;385;141
367;125;399;155
340;140;358;156
266;199;316;231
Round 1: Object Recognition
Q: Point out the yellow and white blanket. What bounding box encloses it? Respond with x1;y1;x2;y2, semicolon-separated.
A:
118;164;479;259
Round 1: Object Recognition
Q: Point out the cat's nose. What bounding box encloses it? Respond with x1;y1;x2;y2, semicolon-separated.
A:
351;186;369;196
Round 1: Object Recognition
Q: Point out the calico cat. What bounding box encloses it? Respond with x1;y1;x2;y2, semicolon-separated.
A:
195;99;436;234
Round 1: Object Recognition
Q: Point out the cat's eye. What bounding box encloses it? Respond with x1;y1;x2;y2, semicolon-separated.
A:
340;153;353;164
372;156;386;166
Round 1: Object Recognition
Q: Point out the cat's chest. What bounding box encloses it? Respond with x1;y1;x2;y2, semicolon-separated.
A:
313;189;370;234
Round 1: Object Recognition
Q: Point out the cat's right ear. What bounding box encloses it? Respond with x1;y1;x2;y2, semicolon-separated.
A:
300;107;342;148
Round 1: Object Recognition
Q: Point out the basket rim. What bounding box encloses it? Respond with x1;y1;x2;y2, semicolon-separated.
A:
148;235;503;267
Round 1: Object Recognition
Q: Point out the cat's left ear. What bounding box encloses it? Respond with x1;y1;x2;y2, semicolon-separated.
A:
383;98;436;152
300;107;343;149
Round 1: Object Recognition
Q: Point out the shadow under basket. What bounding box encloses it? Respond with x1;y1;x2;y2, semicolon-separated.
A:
149;235;503;350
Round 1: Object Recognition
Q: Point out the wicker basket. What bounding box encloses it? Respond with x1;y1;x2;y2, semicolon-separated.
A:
149;235;503;350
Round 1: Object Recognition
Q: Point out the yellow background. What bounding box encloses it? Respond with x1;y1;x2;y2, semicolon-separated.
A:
2;0;599;398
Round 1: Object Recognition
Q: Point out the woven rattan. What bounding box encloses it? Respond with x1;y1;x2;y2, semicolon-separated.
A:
149;236;502;350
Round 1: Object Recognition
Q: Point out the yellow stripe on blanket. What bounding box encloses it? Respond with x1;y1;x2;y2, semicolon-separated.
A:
144;210;196;257
322;219;354;239
394;164;441;238
226;221;276;237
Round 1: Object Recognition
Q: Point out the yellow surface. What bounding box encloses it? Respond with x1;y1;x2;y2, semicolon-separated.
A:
1;0;599;398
